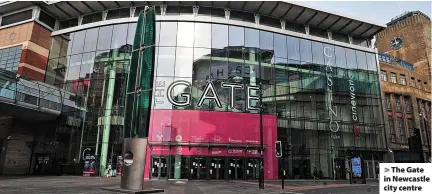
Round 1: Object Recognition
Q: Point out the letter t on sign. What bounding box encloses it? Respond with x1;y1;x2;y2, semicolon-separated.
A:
221;82;244;109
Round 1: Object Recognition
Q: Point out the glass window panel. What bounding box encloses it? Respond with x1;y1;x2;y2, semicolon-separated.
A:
159;22;178;46
287;36;300;60
323;44;336;67
274;33;287;59
71;30;86;55
309;26;328;39
229;26;244;47
245;28;259;48
97;25;114;50
0;9;32;26
212;24;228;49
80;52;95;78
335;46;346;68
156;47;175;76
193;48;211;82
311;41;324;64
381;71;387;81
194;23;211;48
49;36;62;59
175;47;193;77
111;24;128;50
83;28;99;52
259;31;273;51
153;77;174;109
346;48;357;69
299;39;312;63
356;50;367;70
66;54;82;81
177;22;194;47
127;23;137;45
366;52;377;71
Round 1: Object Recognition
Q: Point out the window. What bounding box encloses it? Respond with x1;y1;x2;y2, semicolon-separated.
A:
395;95;401;112
286;21;305;34
410;77;415;87
1;9;33;26
380;71;387;81
39;11;56;29
417;79;422;89
400;74;406;85
106;8;130;20
0;45;22;72
397;118;406;143
390;72;397;83
385;94;391;110
309;26;328;39
82;12;102;25
404;96;412;113
389;117;396;142
332;32;349;43
423;82;428;91
59;18;78;29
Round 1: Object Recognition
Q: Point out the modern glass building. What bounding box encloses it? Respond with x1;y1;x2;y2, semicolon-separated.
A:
1;1;388;179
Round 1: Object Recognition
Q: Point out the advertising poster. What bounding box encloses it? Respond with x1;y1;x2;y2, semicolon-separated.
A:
351;157;362;178
83;156;96;176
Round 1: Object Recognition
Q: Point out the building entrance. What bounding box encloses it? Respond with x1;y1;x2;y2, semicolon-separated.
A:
228;158;244;180
150;156;168;179
190;157;207;180
246;158;259;180
150;155;260;181
209;158;225;180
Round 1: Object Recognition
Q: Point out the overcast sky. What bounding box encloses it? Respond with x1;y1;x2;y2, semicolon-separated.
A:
298;1;432;25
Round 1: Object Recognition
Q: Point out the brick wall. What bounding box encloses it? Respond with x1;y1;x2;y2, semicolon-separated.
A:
376;14;431;80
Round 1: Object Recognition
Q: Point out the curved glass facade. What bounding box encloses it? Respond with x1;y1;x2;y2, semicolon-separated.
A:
47;21;385;180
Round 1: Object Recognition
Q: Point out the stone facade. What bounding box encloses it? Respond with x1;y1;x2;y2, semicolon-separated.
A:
376;11;431;162
376;12;431;80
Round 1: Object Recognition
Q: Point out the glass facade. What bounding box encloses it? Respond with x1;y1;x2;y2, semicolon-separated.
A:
46;21;385;180
0;45;21;72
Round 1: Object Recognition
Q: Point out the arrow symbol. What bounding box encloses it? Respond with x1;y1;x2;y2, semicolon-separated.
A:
385;168;389;172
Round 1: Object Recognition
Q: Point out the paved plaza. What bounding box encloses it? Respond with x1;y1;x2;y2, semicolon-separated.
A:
0;176;378;194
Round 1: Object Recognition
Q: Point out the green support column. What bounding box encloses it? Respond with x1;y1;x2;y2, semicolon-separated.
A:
100;62;117;176
174;155;181;179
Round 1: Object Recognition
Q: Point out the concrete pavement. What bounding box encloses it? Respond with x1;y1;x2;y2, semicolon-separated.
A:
0;176;378;194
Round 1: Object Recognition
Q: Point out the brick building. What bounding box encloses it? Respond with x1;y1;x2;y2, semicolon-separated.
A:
376;11;431;162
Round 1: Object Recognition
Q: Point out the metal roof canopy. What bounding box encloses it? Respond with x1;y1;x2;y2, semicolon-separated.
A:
1;1;386;39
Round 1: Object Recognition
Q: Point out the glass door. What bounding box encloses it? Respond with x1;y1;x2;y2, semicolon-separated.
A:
190;157;207;180
228;158;244;180
210;158;225;180
150;156;168;179
246;158;259;180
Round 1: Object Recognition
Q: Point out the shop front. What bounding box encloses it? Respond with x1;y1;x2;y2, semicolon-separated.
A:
149;146;262;180
144;110;278;180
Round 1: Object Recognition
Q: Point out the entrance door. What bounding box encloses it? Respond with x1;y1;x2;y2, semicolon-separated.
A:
228;158;244;180
150;156;168;179
334;159;346;179
209;158;225;180
190;157;207;180
246;158;259;180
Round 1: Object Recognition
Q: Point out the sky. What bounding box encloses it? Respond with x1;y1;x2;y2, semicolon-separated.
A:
297;1;432;26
